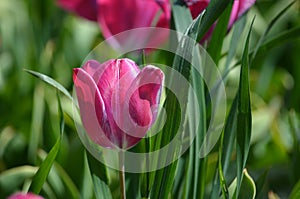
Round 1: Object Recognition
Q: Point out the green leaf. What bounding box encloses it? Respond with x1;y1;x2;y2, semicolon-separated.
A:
86;151;109;185
227;169;256;199
255;170;269;199
28;84;45;164
28;130;61;194
52;163;81;199
92;174;113;199
86;152;112;199
252;1;296;61
256;26;300;56
236;17;255;197
239;169;256;199
24;69;73;101
28;93;64;194
196;0;233;42
0;166;38;195
172;3;193;33
207;2;232;65
224;16;247;71
210;96;238;199
290;179;300;199
150;5;205;199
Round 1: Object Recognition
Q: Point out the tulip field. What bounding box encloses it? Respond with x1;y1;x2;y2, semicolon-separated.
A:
0;0;300;198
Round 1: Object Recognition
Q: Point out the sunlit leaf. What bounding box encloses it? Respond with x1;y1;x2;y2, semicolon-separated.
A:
227;169;256;199
24;69;73;101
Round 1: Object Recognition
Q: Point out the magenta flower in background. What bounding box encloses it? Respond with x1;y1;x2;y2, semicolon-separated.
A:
7;192;44;199
57;0;255;45
57;0;98;21
73;59;164;149
98;0;170;48
57;0;170;48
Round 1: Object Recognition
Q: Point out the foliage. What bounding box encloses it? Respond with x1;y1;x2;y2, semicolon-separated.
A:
1;0;300;198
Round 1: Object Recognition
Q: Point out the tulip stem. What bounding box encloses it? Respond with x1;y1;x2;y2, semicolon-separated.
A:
119;151;126;199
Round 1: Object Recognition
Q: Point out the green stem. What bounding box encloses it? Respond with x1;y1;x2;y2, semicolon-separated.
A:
119;151;126;199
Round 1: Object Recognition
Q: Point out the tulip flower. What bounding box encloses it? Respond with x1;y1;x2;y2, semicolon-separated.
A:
7;192;44;199
57;0;170;48
73;59;164;149
98;0;170;48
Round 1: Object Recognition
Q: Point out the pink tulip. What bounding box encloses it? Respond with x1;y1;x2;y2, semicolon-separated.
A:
97;0;170;48
57;0;170;48
73;59;164;149
57;0;98;21
7;192;44;199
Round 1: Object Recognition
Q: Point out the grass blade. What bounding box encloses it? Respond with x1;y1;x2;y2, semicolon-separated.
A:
150;5;205;199
28;92;64;194
196;0;232;42
24;69;73;101
252;1;296;60
235;17;255;197
207;3;232;65
290;179;300;199
224;16;247;71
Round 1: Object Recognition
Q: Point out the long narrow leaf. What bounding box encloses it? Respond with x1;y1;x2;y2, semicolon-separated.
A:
196;0;232;42
24;69;73;101
28;84;45;164
224;16;247;71
236;18;255;197
207;3;232;65
151;6;204;199
252;1;296;60
28;92;64;194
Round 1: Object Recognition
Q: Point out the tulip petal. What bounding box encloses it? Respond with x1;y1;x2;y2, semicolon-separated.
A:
7;192;44;199
237;0;256;17
57;0;98;21
126;65;164;132
97;0;170;48
73;68;114;148
94;59;140;148
95;59;139;106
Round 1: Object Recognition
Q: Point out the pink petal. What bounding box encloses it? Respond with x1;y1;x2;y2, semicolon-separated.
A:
97;0;170;48
187;0;209;19
112;65;163;141
95;59;139;107
7;192;44;199
237;0;256;17
73;68;114;148
94;59;140;148
228;0;240;28
130;65;164;125
57;0;98;21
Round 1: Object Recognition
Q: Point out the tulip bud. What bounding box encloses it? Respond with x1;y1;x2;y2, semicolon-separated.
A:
73;59;164;149
7;192;44;199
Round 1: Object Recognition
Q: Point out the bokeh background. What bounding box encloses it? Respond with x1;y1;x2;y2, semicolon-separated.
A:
0;0;299;198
